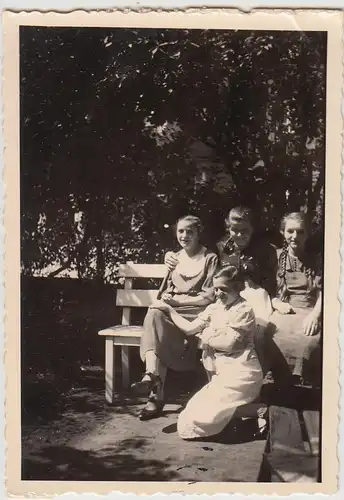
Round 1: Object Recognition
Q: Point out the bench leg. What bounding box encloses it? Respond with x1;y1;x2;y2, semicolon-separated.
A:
121;346;130;388
105;337;115;403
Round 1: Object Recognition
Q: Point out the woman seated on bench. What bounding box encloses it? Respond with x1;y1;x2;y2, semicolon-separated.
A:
267;212;322;386
165;206;277;296
152;265;264;440
131;215;219;421
165;206;279;375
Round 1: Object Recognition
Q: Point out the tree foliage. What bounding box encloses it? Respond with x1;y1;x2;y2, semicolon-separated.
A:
20;27;326;281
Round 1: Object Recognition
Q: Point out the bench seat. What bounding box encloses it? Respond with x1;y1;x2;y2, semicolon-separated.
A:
98;325;143;346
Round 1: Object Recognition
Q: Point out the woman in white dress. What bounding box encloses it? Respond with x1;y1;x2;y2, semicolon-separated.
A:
151;265;263;440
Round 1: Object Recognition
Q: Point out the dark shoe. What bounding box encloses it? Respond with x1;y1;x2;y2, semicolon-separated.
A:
292;374;303;386
139;399;164;421
131;372;162;396
162;423;178;434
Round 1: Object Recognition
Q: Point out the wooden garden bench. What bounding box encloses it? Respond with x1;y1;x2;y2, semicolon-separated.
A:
262;405;320;482
98;261;272;404
98;262;166;403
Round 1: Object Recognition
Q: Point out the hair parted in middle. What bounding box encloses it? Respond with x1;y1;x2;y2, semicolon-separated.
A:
279;211;310;235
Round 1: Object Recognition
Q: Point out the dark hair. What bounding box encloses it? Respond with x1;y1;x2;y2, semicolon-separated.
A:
176;215;203;236
277;212;313;302
223;206;255;255
225;206;255;231
214;265;240;281
213;265;245;292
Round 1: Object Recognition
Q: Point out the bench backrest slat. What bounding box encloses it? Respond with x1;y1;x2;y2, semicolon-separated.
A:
117;263;165;324
117;289;159;308
119;263;166;278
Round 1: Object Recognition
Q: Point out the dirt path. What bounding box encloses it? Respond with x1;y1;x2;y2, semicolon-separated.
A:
22;385;266;482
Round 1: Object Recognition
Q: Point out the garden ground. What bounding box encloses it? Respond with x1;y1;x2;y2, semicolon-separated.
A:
22;371;320;483
21;278;321;482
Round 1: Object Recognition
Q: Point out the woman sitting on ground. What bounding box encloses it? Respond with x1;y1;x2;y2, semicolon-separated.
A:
151;265;263;440
131;215;219;421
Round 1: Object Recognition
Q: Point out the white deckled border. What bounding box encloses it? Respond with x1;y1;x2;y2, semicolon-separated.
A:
3;8;343;496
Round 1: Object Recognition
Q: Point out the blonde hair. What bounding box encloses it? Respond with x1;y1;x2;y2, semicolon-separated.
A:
279;212;310;235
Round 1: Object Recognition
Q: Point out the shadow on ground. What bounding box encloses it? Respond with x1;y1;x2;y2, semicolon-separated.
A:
22;442;180;481
22;368;321;482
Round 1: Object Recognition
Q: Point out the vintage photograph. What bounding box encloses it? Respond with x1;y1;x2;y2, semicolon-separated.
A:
3;9;342;496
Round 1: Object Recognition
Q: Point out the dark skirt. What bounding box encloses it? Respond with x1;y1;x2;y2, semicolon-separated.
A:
140;305;205;372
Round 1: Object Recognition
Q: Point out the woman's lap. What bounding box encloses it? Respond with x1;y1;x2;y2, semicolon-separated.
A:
140;306;202;371
272;310;320;355
265;308;321;379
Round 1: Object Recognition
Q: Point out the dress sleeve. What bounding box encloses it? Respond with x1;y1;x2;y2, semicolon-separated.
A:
199;252;219;301
157;270;172;298
197;304;213;325
162;273;174;295
157;250;181;297
228;303;256;335
207;303;256;352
